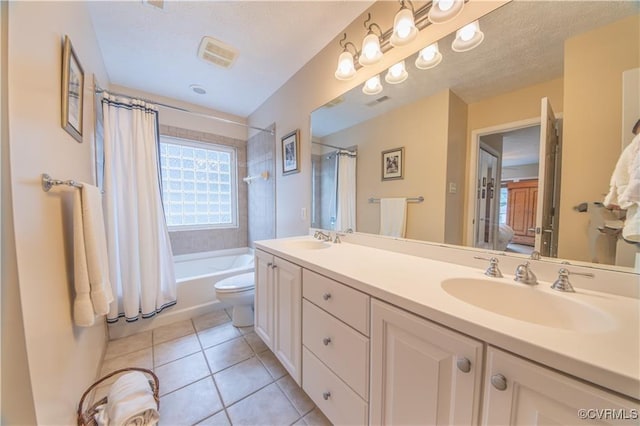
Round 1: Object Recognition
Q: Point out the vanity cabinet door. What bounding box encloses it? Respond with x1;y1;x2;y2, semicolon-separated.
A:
254;249;275;349
482;347;639;425
370;300;483;426
273;256;302;384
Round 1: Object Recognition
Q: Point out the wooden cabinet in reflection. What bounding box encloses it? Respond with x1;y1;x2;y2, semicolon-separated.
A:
506;180;538;246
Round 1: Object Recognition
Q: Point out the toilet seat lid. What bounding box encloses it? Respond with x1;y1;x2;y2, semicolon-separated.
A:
214;272;255;292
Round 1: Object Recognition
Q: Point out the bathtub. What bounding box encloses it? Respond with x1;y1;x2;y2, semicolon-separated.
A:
108;247;254;339
174;247;255;310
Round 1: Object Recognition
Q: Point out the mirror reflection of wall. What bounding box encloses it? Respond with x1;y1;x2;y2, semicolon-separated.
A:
311;1;640;270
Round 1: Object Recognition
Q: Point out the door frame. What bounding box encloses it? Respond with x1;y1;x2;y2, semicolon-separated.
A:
474;143;501;249
466;117;541;247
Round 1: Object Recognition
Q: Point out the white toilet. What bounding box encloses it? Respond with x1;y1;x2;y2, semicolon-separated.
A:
214;272;255;327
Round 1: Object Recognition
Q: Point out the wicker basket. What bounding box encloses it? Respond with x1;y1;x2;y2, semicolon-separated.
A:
77;367;159;426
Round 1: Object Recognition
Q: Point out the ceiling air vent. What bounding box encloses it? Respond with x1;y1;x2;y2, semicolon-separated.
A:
324;96;344;108
198;36;238;69
366;95;390;107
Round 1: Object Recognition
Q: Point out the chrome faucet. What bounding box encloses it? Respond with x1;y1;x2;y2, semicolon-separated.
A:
474;256;503;278
332;228;354;244
313;231;331;242
514;262;538;285
551;268;594;292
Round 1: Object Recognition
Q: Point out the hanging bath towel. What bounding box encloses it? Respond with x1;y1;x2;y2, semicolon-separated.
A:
73;183;113;327
380;198;407;238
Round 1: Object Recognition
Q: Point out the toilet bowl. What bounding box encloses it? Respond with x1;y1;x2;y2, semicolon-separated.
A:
214;272;255;327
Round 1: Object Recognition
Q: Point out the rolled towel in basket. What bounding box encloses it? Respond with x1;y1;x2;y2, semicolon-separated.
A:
97;371;159;426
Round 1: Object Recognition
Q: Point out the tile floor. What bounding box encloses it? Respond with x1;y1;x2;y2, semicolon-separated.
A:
97;309;332;426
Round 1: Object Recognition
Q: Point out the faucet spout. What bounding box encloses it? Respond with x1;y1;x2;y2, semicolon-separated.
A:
514;262;538;285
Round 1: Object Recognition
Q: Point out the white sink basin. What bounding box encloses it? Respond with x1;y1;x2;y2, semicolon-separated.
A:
441;278;615;332
282;239;331;250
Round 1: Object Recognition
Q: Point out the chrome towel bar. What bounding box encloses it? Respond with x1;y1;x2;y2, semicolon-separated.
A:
41;173;83;192
368;196;424;203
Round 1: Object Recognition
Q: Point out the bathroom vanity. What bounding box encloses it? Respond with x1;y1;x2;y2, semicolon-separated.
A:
254;236;639;425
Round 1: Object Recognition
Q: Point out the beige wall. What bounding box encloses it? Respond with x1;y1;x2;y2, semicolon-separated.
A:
445;91;469;245
559;15;640;261
6;2;110;423
1;1;38;423
322;89;451;242
248;0;507;238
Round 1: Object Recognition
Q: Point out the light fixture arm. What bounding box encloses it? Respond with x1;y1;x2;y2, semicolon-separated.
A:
363;13;384;38
338;33;359;57
400;0;416;14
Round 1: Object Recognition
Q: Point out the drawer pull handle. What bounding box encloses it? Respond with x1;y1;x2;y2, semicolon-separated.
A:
267;262;273;267
456;357;471;373
322;293;332;301
322;337;332;346
491;374;508;391
322;391;331;400
271;264;277;269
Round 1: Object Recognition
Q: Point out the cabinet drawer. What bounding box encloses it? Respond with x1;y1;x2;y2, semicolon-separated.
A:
303;269;370;335
303;347;368;426
303;299;369;400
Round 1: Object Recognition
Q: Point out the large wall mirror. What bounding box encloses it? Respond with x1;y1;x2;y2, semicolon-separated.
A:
311;1;639;272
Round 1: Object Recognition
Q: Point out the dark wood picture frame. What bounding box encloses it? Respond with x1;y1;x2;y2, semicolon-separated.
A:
382;147;404;180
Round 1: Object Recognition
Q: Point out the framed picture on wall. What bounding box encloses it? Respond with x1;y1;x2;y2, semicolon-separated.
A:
281;129;300;175
382;147;404;180
61;35;84;143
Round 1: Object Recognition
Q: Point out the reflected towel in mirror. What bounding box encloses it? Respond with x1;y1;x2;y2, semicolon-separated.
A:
380;198;407;238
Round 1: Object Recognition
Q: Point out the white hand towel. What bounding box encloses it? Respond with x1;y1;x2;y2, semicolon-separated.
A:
73;189;95;327
80;184;114;315
106;372;159;426
380;198;407;238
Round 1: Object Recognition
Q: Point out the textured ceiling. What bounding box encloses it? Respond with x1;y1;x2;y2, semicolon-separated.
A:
88;0;374;117
312;1;640;137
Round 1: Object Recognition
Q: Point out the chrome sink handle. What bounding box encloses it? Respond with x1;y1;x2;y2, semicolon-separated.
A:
474;256;503;278
551;268;594;292
313;231;331;242
514;261;538;285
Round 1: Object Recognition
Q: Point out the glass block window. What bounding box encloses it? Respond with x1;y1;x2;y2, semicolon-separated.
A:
159;136;237;229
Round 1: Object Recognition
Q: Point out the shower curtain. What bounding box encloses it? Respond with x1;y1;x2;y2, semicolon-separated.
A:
335;152;357;232
102;93;176;322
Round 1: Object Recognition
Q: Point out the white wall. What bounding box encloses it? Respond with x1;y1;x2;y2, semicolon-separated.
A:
248;0;507;238
6;2;110;423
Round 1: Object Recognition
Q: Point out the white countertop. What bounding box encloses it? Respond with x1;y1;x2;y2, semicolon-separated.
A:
255;236;640;401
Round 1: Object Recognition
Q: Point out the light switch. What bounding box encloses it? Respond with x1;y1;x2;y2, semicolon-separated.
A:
449;182;457;194
301;207;307;220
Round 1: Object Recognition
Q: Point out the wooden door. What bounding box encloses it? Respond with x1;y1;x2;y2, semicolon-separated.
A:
507;180;538;246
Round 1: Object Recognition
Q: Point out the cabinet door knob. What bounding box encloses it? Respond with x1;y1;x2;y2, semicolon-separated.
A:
456;357;471;373
322;391;331;400
322;337;332;346
322;293;332;301
491;374;507;391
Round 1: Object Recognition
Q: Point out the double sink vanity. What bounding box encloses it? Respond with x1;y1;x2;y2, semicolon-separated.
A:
253;234;639;424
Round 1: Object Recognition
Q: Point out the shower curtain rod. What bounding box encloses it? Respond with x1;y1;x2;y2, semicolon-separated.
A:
312;141;355;151
95;86;274;135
